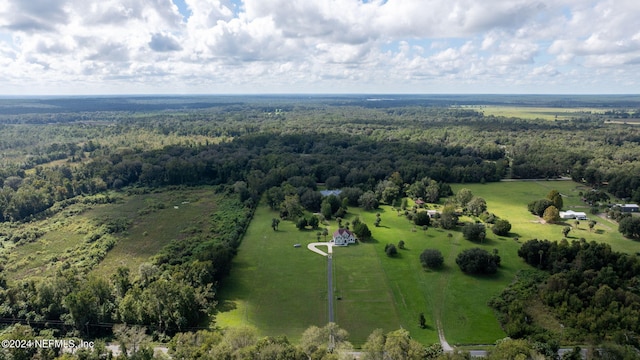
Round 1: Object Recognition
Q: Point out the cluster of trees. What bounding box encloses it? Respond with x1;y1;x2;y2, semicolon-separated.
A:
618;216;640;239
527;189;565;224
351;217;372;242
462;223;486;243
4;321;633;360
494;238;640;346
420;249;444;269
455;188;487;216
455;248;501;275
457;188;511;238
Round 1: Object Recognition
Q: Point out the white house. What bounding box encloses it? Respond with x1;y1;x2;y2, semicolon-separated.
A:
559;210;587;220
320;190;342;197
332;229;356;246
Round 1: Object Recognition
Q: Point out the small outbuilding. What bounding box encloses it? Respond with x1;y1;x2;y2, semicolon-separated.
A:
559;210;587;220
615;204;639;213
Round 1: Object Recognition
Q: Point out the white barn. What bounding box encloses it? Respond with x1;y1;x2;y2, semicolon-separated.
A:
332;229;356;246
559;210;587;220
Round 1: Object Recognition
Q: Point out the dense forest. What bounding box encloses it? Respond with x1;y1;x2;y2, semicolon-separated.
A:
1;95;640;359
2;96;640;224
491;238;640;357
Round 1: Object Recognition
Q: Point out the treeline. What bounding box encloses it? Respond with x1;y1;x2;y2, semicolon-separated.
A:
0;132;505;222
491;238;640;347
2;320;615;360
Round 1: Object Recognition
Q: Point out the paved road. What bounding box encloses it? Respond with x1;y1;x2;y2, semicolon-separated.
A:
306;242;335;323
327;255;334;323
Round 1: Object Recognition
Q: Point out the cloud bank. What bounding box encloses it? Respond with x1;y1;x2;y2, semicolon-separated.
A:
1;0;639;94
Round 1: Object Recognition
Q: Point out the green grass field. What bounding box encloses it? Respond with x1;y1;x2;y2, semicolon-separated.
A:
462;106;605;120
92;188;218;277
218;204;512;346
2;187;222;282
351;208;511;346
451;181;640;255
216;180;640;347
215;205;329;342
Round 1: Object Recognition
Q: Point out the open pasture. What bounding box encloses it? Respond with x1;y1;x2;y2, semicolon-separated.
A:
464;105;605;120
2;187;221;282
91;187;219;277
451;181;640;254
216;180;640;347
218;203;513;346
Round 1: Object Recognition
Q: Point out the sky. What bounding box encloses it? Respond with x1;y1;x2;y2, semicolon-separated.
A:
0;0;639;95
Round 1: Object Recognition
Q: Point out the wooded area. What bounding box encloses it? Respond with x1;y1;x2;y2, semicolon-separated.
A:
1;95;640;359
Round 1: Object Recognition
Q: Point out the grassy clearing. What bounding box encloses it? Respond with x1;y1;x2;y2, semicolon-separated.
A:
92;187;218;277
218;203;510;346
463;106;605;120
215;205;328;342
4;223;86;282
217;180;640;347
3;187;220;283
451;181;640;254
351;208;509;345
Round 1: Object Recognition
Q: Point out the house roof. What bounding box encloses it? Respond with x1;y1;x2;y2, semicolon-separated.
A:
560;210;587;216
320;190;342;197
333;228;354;237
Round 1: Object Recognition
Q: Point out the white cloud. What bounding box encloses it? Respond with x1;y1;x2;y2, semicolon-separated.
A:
0;0;640;94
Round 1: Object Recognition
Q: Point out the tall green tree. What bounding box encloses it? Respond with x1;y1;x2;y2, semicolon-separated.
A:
439;205;458;230
361;328;385;360
358;191;379;210
619;217;640;239
546;189;563;210
492;219;511;236
456;188;474;206
383;329;425;360
543;205;560;224
467;197;487;216
420;249;444;269
280;195;304;220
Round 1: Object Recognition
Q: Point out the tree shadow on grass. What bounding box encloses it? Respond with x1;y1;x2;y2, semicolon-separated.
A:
386;251;403;259
362;237;380;244
464;271;502;281
215;299;238;314
420;323;435;331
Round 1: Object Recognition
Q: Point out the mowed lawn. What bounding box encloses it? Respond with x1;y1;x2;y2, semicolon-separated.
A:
216;180;640;347
215;205;329;342
451;181;640;255
350;208;511;345
218;203;511;346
